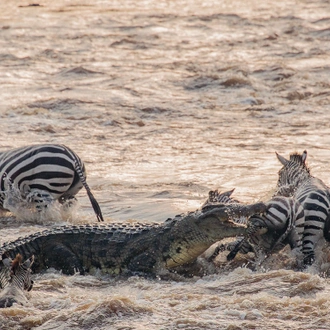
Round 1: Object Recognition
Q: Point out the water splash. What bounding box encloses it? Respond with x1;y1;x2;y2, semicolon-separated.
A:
2;184;79;224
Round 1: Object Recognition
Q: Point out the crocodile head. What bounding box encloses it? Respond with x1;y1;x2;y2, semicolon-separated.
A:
197;201;267;237
164;201;267;269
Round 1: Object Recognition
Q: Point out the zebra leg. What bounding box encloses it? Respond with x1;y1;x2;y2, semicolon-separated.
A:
207;238;253;262
227;217;268;261
302;208;327;266
206;242;231;262
226;238;248;261
26;190;54;211
206;244;226;262
302;245;316;266
228;237;267;268
59;195;78;208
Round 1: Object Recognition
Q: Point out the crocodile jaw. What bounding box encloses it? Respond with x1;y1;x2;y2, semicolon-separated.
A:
165;242;210;269
163;203;267;269
164;218;247;269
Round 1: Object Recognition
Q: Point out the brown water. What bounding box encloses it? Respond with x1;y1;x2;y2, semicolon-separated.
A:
1;0;330;329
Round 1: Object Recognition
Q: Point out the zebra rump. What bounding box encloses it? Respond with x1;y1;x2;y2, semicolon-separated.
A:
0;144;103;222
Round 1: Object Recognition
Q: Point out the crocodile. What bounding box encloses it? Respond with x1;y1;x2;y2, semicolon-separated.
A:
0;193;266;277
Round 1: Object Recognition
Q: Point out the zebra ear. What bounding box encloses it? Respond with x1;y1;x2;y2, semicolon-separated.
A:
275;152;288;166
302;150;307;163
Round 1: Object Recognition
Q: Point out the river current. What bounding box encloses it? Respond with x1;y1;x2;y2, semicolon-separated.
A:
0;0;330;329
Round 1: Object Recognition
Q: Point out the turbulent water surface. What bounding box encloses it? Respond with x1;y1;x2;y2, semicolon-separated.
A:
1;0;330;329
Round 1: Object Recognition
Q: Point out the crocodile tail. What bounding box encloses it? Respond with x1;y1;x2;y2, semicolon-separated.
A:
73;157;104;222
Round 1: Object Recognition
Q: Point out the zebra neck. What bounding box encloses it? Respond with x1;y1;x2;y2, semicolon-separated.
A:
275;176;312;197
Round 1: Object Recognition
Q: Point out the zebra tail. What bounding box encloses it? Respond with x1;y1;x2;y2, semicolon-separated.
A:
74;161;104;222
85;185;104;222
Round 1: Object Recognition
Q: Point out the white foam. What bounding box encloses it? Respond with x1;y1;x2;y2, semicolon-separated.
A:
2;184;79;224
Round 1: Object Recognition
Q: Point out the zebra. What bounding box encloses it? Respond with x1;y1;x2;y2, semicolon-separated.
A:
201;189;246;261
0;254;34;308
274;150;330;265
225;196;305;266
201;189;248;225
202;189;306;266
201;188;240;208
0;144;104;222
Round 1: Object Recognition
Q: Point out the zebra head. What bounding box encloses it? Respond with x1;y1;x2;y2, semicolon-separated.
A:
201;189;240;208
10;254;34;292
276;150;310;191
1;254;34;292
0;254;34;308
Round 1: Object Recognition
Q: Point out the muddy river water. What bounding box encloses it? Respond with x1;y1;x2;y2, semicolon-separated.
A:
0;0;330;329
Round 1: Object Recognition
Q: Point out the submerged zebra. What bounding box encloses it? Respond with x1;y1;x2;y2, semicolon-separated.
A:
0;254;34;308
225;196;305;265
206;190;305;265
0;144;103;222
274;150;330;265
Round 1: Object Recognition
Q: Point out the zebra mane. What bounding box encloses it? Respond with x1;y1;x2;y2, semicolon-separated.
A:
289;152;310;174
10;254;23;276
289;152;305;164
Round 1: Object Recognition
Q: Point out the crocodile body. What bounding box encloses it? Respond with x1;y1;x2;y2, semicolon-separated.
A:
0;200;266;276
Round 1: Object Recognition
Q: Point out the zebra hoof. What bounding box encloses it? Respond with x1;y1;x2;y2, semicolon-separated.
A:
226;251;237;261
303;255;315;266
26;190;54;211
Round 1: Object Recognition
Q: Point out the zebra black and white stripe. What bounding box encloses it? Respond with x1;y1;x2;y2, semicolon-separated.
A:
0;254;34;308
225;196;305;264
275;150;330;265
0;144;103;222
1;254;34;292
201;188;239;208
